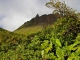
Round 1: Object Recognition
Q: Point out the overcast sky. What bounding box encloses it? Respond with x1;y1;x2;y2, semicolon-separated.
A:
0;0;80;31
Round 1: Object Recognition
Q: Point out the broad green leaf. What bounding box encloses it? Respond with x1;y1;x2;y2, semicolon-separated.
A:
56;39;62;47
41;40;49;49
56;47;64;59
68;57;72;60
67;41;80;50
45;43;52;53
41;50;44;58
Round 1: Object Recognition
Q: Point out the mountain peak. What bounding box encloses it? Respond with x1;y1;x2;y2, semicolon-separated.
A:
14;14;62;35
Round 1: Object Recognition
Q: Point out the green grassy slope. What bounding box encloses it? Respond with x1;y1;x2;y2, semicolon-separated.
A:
14;25;43;35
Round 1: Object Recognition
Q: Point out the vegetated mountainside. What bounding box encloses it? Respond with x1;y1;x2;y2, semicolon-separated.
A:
14;14;62;35
0;27;26;51
0;28;11;40
0;15;80;60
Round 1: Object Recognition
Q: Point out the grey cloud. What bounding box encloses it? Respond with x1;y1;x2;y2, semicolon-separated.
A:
66;0;80;12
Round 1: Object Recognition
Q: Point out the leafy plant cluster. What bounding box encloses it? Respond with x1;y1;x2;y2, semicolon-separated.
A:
23;16;80;60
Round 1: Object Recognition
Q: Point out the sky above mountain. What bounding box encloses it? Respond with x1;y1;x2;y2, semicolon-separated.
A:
0;0;80;31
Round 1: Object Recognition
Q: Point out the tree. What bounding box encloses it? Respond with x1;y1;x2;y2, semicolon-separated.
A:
46;0;76;16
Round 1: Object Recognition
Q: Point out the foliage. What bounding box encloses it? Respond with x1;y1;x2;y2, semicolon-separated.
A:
53;16;80;45
46;0;77;16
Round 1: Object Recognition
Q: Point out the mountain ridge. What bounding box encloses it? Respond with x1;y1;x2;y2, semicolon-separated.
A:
17;14;61;30
14;13;62;35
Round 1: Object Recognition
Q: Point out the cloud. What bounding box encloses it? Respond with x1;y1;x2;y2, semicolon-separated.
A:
67;0;80;12
0;0;80;31
0;0;53;31
0;12;28;31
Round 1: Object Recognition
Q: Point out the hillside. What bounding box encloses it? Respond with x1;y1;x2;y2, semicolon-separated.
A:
14;14;62;35
0;27;26;49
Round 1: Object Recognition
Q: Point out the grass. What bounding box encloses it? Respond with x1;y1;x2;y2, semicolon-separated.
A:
14;25;43;36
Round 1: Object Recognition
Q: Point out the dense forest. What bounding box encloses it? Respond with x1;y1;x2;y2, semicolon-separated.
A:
0;0;80;60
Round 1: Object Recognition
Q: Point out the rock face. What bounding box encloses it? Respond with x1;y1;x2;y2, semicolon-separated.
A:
17;14;61;30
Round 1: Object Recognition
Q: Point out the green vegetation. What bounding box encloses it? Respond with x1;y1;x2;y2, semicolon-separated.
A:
0;0;80;60
14;25;42;36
